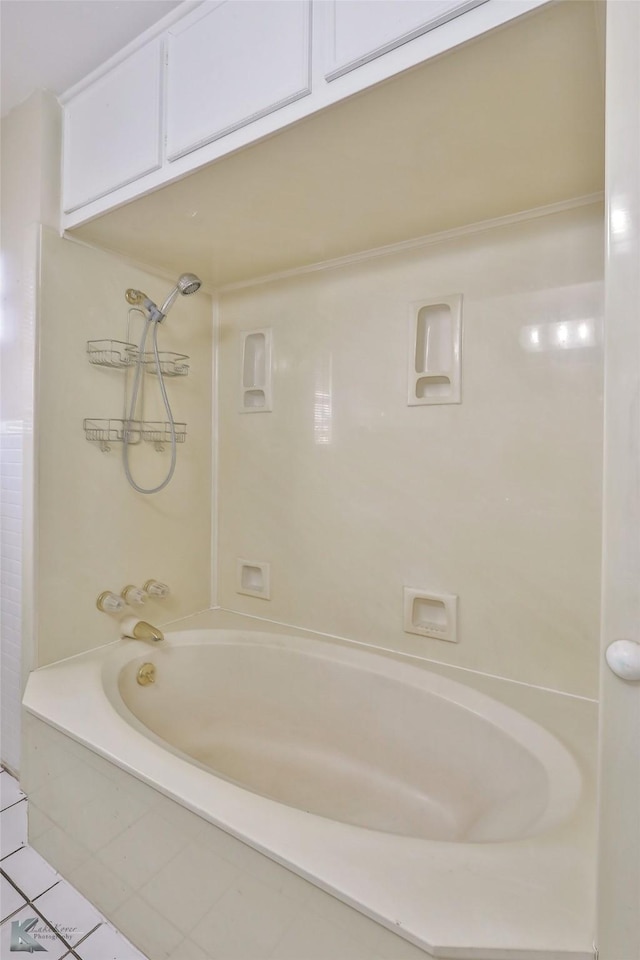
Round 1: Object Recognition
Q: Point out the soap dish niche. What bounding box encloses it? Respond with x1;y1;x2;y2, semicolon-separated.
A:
403;587;458;643
237;559;271;599
241;329;272;412
408;295;462;405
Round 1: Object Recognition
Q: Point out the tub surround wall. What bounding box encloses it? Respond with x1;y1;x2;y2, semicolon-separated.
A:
217;204;604;699
35;230;213;666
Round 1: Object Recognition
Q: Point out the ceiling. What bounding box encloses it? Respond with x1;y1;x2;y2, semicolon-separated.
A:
70;0;605;290
0;0;181;117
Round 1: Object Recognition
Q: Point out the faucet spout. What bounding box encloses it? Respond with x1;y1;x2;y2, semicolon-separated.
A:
121;617;164;643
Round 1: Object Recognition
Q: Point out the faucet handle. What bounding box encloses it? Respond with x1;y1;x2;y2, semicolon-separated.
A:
121;585;146;606
96;591;126;614
143;579;170;599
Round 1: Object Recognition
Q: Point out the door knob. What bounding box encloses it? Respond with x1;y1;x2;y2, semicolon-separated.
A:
605;639;640;680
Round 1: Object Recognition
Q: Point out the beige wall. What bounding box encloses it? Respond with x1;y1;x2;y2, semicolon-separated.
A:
218;204;604;698
36;230;213;665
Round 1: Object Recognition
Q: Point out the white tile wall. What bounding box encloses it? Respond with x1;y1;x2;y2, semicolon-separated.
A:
0;425;23;773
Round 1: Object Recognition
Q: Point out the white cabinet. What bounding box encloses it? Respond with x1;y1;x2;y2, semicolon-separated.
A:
166;1;311;162
324;0;486;80
62;40;163;213
61;0;545;226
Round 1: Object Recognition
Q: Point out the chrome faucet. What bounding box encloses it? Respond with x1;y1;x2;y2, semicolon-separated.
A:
121;617;164;643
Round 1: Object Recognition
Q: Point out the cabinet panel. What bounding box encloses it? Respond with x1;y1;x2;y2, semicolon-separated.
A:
63;40;163;213
166;1;311;161
325;0;486;80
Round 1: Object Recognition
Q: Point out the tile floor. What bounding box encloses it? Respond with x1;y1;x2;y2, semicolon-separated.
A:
1;768;148;959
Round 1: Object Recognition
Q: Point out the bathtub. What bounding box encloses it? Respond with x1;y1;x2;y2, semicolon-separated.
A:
23;622;597;959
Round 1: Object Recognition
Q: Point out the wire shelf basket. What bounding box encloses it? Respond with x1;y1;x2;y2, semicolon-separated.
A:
141;352;190;377
83;419;133;443
87;340;137;368
83;419;187;451
141;421;187;443
86;328;190;454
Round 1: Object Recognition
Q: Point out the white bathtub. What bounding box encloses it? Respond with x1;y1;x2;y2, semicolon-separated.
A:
23;623;597;958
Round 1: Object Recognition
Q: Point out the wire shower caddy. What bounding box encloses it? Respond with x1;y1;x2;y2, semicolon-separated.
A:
83;313;190;452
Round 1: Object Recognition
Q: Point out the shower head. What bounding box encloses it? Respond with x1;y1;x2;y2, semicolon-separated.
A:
124;272;202;321
176;273;201;296
159;272;202;317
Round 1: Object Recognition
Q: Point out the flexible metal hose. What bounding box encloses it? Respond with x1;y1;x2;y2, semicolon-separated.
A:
122;319;177;495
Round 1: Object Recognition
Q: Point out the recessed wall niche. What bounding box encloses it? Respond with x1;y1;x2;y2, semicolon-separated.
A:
408;295;462;405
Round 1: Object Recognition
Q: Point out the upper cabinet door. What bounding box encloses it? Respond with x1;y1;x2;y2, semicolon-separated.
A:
166;0;311;162
63;40;163;213
324;0;486;80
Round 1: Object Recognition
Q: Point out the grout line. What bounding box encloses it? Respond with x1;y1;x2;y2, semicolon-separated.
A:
0;797;27;813
58;920;103;953
0;851;27;864
1;861;104;952
31;880;63;901
0;886;70;955
0;872;29;924
0;772;148;959
0;840;27;861
0;906;26;924
0;867;60;906
25;895;86;952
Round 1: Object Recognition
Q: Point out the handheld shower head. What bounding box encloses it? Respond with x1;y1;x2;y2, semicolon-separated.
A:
160;272;202;316
177;273;201;296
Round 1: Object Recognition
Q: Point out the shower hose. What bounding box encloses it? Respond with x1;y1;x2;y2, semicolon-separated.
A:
122;316;177;495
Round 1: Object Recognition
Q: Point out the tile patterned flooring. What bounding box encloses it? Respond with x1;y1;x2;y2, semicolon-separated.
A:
1;769;148;959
